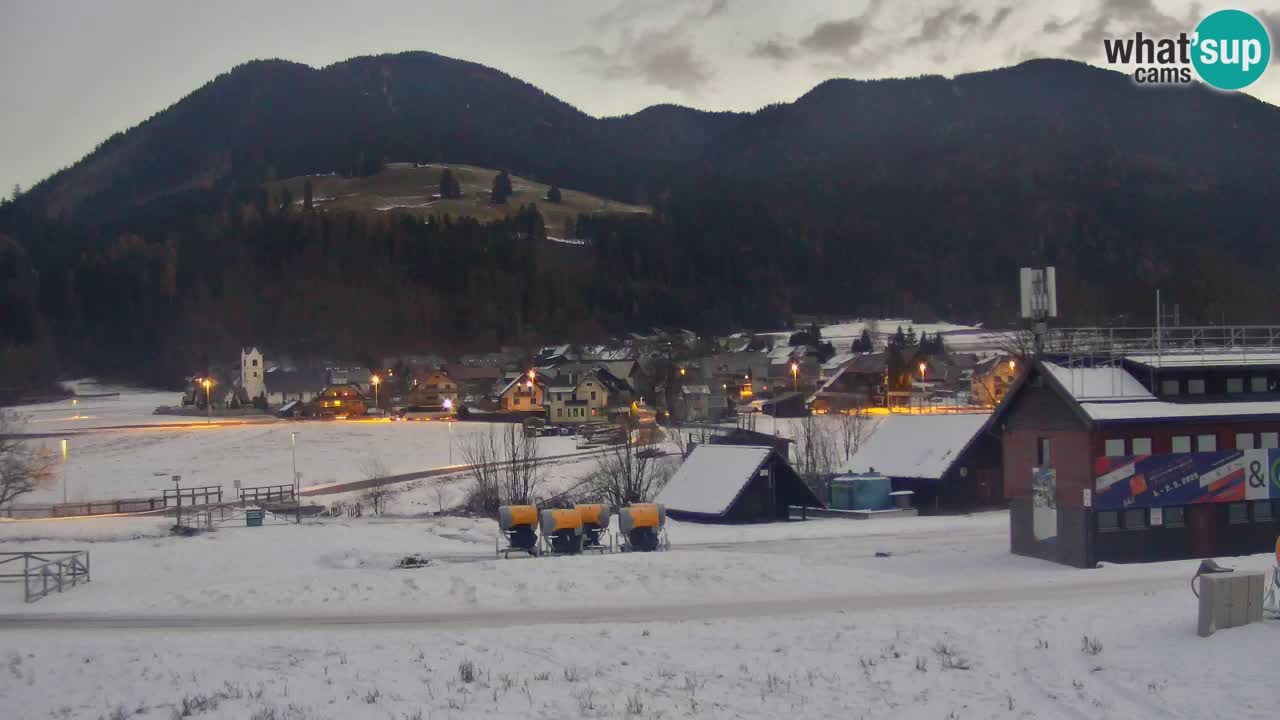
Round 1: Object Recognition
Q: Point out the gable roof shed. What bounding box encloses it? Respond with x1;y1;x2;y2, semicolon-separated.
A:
656;444;823;522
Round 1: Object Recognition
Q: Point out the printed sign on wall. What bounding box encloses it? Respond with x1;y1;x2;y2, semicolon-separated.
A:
1094;449;1278;511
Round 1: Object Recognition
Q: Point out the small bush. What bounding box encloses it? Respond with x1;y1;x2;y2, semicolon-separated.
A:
1081;635;1103;656
458;660;477;684
626;693;645;715
563;666;582;682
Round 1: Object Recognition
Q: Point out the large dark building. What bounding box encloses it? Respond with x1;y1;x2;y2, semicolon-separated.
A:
1002;353;1280;567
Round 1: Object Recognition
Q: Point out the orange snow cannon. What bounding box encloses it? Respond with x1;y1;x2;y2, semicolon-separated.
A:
539;508;584;555
618;503;668;552
574;503;612;551
497;504;539;558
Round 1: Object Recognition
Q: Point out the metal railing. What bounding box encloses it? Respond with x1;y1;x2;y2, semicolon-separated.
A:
0;551;91;603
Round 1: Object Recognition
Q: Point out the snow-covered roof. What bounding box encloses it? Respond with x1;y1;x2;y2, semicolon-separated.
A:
1080;399;1280;422
1042;360;1280;422
656;445;772;516
1125;351;1280;368
681;384;711;395
822;352;857;370
768;346;800;362
840;414;990;480
1041;362;1153;401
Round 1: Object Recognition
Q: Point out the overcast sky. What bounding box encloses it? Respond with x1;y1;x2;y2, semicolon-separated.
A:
1;0;1277;194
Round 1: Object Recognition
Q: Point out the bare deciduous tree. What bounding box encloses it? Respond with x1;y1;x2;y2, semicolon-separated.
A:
460;424;541;514
0;413;56;509
360;455;393;516
585;420;675;508
836;406;866;461
793;414;838;478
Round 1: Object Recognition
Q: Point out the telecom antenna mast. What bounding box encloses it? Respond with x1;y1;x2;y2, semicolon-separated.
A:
1020;267;1058;354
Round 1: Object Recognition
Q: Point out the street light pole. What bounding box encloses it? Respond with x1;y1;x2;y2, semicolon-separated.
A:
291;432;300;524
443;398;454;465
202;378;213;424
61;439;68;504
371;374;381;413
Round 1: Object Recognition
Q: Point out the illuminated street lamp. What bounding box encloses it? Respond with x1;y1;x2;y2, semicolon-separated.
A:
1008;358;1017;372
61;438;69;504
679;367;686;377
790;361;799;392
443;398;455;463
371;374;382;410
918;362;927;380
201;377;213;424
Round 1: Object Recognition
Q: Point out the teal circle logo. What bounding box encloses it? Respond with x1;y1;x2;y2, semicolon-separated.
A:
1192;10;1271;90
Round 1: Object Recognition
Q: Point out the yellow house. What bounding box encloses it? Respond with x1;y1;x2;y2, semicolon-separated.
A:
971;355;1019;407
547;368;633;424
498;372;546;413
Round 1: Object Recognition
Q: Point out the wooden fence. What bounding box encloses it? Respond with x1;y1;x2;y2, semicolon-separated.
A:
0;551;91;603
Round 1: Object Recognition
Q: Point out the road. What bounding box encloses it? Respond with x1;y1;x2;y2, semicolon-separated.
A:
0;573;1180;633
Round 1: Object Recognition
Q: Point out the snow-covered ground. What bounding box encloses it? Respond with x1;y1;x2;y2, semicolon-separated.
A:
1;511;1275;719
4;384;1277;719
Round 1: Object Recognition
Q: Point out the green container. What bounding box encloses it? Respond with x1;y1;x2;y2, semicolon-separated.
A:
246;509;264;527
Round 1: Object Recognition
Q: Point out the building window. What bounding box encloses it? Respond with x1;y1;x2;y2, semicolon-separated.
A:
1038;437;1051;467
1123;508;1147;530
1104;439;1126;457
1251;376;1268;393
557;408;562;417
1187;378;1205;395
1196;435;1217;452
1236;433;1256;450
1131;438;1152;455
1228;503;1249;524
1254;501;1274;523
1097;511;1119;531
252;359;259;367
1227;377;1244;393
590;391;597;401
1263;432;1279;449
253;372;258;378
1171;436;1191;453
1163;506;1186;528
1160;379;1180;395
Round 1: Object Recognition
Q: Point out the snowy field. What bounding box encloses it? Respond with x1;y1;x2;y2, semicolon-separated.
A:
5;384;849;507
6;384;589;505
1;511;1275;719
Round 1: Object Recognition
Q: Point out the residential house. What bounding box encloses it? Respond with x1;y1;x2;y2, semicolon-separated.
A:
327;364;373;392
810;353;889;413
498;372;546;414
971;355;1020;407
263;368;328;407
442;364;503;403
407;369;458;410
547;368;634;424
314;383;367;417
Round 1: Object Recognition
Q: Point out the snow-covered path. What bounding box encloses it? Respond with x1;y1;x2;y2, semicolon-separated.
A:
0;572;1181;632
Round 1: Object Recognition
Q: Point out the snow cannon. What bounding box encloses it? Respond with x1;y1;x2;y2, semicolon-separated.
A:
618;503;668;552
497;504;540;558
539;508;584;555
574;503;612;551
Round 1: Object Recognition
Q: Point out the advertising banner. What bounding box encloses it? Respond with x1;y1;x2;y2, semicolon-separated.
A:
1094;449;1279;511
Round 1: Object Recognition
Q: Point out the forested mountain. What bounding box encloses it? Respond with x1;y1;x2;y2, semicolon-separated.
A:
3;52;1279;392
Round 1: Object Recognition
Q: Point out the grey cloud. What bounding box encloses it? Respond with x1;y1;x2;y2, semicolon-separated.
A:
908;6;964;47
799;16;873;56
958;12;980;29
987;7;1013;32
637;45;713;92
1062;0;1198;60
705;0;729;19
749;38;796;62
1042;18;1076;35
